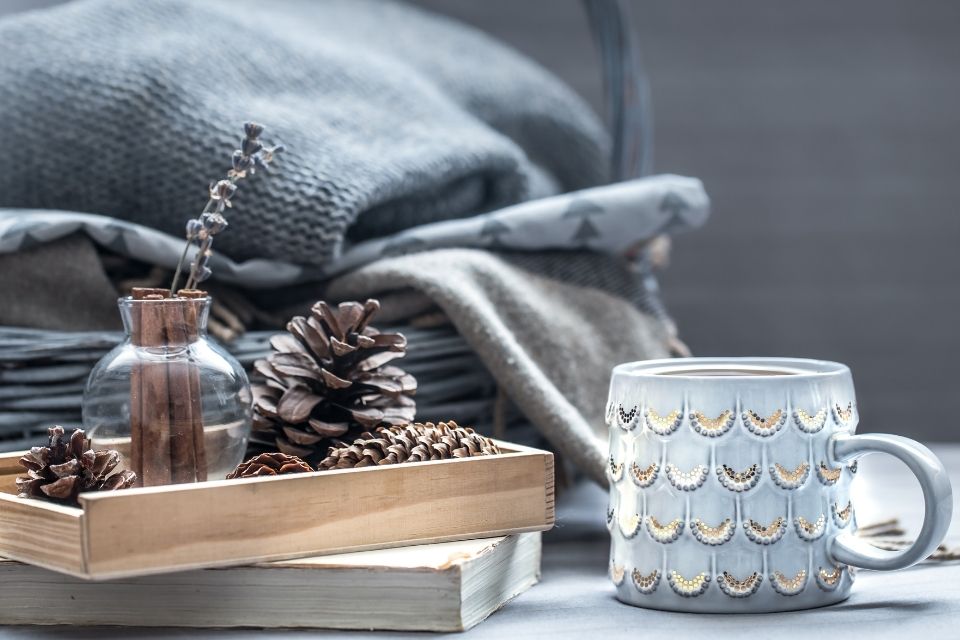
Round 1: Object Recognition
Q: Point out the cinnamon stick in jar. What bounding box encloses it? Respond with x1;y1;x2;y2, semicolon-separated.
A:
178;289;208;482
129;288;172;486
133;289;173;486
127;296;144;486
164;298;198;484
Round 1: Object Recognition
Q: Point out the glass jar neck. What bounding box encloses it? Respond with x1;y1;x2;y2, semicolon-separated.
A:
119;297;211;346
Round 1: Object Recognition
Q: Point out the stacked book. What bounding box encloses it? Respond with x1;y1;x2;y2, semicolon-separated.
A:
0;409;552;632
0;534;541;632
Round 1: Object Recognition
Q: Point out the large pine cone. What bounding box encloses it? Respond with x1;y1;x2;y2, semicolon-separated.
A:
252;299;417;460
17;427;137;506
226;452;313;479
318;421;501;470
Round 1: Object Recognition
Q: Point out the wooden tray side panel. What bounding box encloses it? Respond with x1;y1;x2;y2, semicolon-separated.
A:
0;451;22;472
0;451;23;495
544;452;556;526
81;451;554;579
0;494;85;576
0;474;18;496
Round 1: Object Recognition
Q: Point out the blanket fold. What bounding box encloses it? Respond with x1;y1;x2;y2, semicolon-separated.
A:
328;249;671;486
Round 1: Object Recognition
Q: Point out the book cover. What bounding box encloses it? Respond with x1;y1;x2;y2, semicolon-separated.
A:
0;532;541;632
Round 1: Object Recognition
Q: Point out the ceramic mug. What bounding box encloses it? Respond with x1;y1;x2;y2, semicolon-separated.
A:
604;357;953;613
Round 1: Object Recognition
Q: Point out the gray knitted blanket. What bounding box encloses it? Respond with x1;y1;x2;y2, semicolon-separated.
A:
0;0;609;267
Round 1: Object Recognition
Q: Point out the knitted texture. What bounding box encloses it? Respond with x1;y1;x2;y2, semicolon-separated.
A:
0;0;609;267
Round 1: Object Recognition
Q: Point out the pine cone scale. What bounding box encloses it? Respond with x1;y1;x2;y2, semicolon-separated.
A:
320;368;352;389
296;316;332;357
330;337;357;357
42;477;81;500
354;373;414;396
331;301;364;334
50;460;79;478
24;448;48;469
281;425;325;445
307;418;349;437
91;451;120;477
347;406;386;428
270;359;319;381
269;333;309;358
315;301;345;337
354;348;405;371
81;450;97;470
253;360;284;385
15;477;42;495
276;387;324;423
252;386;280;415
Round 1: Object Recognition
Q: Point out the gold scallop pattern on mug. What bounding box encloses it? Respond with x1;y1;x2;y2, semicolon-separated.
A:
833;402;855;427
668;571;711;597
666;463;709;491
794;514;827;541
608;456;624;482
743;516;786;545
610;563;626;586
815;566;843;591
689;409;735;437
617;404;640;430
717;571;763;598
645;408;683;435
769;461;810;490
631;568;661;594
816;461;842;486
793;407;827;433
690;517;735;545
645;515;685;543
717;463;761;492
770;569;807;596
742;409;786;437
630;461;659;488
832;501;853;528
619;513;642;539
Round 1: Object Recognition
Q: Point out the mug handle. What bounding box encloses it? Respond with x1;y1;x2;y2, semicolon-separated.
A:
829;432;953;571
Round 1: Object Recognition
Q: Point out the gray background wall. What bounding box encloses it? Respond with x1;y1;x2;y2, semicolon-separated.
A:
3;0;958;441
415;0;960;441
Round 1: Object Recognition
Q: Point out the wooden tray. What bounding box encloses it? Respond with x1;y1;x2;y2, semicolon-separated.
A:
0;441;554;580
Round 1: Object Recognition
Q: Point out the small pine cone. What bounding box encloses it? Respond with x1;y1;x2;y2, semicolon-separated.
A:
318;421;500;470
251;299;416;461
226;452;313;479
17;426;137;507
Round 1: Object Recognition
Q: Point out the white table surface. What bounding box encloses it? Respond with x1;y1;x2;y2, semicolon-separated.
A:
2;444;958;639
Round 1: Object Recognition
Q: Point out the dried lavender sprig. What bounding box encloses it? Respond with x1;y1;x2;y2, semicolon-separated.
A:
169;197;218;297
169;123;283;295
182;182;234;290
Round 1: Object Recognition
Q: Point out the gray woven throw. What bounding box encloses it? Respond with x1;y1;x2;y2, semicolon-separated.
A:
0;0;609;267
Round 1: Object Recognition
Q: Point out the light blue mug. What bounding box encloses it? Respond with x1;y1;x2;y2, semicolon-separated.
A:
605;357;953;612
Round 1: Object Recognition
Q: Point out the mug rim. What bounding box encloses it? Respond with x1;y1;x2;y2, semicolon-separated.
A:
612;357;850;380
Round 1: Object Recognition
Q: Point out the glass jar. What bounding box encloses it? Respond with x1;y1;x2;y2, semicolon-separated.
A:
82;295;251;485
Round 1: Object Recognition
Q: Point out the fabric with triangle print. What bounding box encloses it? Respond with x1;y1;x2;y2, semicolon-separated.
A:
0;175;708;289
